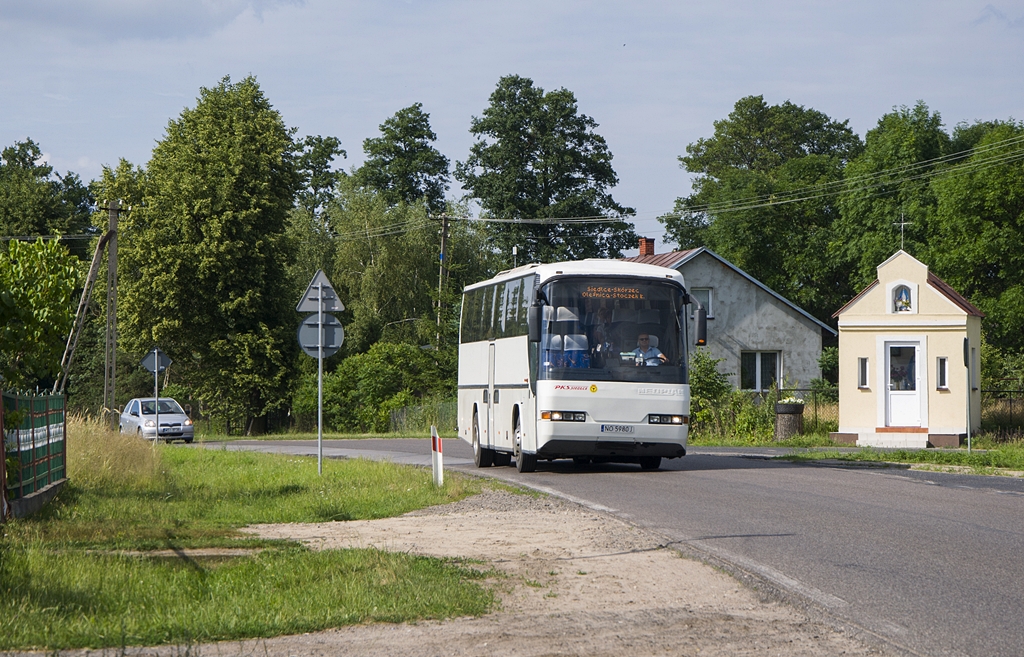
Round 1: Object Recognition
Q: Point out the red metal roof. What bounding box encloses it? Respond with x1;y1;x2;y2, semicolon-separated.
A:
927;272;985;317
621;249;698;269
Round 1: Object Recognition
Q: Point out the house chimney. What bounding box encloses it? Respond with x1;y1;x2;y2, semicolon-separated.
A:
639;237;655;256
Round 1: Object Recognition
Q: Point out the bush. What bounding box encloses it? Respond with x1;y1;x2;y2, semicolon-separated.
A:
689;348;732;430
294;342;445;432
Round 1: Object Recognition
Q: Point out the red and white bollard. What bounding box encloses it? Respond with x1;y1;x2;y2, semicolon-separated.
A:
430;425;443;487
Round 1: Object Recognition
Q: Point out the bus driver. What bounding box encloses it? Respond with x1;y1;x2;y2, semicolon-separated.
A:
631;333;667;366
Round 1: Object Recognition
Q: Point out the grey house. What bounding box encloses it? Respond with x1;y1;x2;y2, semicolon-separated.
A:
625;240;836;390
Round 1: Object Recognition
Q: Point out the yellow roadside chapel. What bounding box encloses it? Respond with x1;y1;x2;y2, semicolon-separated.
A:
831;251;983;448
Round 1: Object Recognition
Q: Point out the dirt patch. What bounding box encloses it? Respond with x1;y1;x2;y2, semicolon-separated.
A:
229;489;888;656
36;490;891;656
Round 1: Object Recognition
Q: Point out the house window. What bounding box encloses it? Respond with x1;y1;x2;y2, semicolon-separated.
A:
858;357;869;389
937;357;948;390
690;288;713;318
741;351;779;391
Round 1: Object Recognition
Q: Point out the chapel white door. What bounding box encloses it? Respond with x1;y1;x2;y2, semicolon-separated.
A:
886;343;920;427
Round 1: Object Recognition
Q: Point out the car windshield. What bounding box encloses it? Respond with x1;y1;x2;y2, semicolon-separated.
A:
141;399;185;415
537;277;688;384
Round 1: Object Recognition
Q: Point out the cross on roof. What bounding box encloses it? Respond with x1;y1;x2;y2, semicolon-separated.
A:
893;213;914;250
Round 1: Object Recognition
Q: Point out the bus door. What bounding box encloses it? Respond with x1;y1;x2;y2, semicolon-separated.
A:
487;342;496;448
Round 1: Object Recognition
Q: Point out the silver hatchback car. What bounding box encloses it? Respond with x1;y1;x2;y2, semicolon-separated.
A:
119;397;195;443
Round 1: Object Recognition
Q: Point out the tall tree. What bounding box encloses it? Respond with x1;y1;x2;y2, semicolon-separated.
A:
287;135;347;304
118;76;300;429
929;121;1024;353
329;182;491;356
354;103;450;215
0;139;93;254
296;135;346;220
455;75;636;265
662;95;863;321
832;101;950;289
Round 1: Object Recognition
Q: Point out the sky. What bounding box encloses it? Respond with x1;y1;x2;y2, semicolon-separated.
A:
2;1;1023;253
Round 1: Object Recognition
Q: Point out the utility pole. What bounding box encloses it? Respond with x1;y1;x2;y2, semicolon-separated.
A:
436;214;449;346
101;201;120;431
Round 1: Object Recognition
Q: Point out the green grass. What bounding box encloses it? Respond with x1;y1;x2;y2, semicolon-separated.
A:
0;419;493;650
779;440;1024;472
689;430;840;448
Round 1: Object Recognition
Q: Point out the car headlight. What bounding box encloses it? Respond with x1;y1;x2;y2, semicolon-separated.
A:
184;419;193;426
144;420;156;428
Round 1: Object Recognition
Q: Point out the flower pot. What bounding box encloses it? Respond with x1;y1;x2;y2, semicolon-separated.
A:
774;403;804;440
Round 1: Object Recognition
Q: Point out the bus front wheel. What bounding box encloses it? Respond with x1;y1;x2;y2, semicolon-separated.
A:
514;418;536;473
473;411;494;468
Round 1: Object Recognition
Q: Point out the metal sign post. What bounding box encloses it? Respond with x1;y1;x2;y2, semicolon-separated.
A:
297;270;344;475
141;347;172;443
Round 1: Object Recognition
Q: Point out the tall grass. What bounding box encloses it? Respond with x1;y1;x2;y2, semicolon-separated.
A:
66;414;160;489
1;439;492;650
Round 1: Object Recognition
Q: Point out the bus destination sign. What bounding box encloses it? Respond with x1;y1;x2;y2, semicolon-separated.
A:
581;285;644;300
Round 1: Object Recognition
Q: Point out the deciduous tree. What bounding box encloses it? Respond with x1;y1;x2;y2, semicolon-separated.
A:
1;139;93;256
456;75;636;265
118;76;300;429
354;104;449;215
663;95;862;321
833;102;949;289
0;238;78;388
928;121;1024;353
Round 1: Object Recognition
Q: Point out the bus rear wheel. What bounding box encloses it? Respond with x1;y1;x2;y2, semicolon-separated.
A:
514;418;536;473
639;456;661;471
473;411;494;468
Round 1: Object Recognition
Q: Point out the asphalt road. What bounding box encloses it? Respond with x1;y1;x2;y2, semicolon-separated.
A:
209;438;1024;657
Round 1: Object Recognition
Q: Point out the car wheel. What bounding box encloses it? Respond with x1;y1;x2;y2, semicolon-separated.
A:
473;411;493;468
514;417;536;473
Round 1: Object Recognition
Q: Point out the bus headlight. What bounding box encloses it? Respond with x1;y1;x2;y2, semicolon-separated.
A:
541;411;587;422
648;414;687;425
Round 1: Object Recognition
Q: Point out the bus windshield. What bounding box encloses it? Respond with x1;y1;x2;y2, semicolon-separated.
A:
538;277;688;384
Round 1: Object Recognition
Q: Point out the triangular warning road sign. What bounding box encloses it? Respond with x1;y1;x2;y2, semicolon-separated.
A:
296;269;345;313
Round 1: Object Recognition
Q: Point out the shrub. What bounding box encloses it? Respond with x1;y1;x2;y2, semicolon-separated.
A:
294;342;444;432
688;348;732;431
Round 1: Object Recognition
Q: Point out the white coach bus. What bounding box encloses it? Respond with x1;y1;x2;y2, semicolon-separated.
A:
457;259;706;473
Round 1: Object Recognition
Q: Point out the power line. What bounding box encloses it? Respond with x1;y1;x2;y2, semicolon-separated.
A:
668;131;1024;217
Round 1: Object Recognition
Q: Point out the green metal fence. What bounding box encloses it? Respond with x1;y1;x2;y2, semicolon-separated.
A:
3;391;67;500
389;400;458;435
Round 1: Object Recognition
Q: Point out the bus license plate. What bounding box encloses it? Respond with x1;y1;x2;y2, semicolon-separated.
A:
601;424;634;434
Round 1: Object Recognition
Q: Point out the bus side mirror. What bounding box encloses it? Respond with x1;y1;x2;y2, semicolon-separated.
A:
528;304;542;343
694;305;707;347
